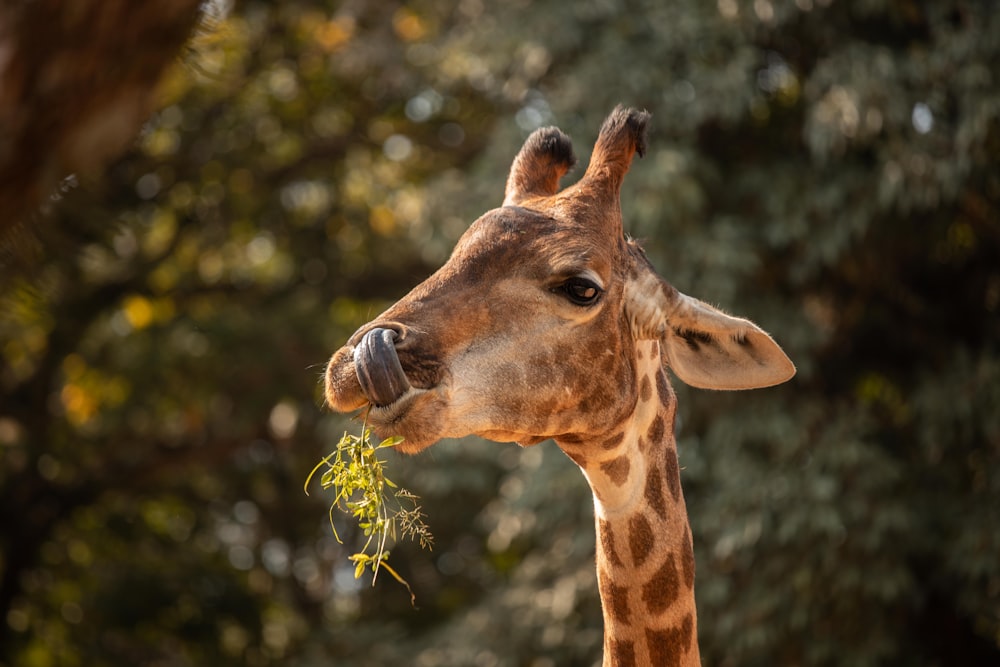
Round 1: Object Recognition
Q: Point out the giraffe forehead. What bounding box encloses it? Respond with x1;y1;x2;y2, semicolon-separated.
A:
449;206;619;281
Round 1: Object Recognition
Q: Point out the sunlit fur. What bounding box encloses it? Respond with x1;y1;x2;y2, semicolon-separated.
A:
324;107;794;665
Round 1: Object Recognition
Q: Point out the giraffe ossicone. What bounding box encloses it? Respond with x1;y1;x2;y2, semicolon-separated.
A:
325;106;794;666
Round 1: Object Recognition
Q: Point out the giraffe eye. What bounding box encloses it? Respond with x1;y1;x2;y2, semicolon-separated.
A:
558;277;603;306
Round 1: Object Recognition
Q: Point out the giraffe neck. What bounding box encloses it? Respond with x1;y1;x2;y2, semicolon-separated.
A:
561;341;700;667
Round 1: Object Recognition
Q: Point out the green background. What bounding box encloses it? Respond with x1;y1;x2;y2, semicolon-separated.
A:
1;0;998;665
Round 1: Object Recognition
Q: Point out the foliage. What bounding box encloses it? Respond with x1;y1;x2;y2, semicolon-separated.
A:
1;0;998;666
305;426;432;600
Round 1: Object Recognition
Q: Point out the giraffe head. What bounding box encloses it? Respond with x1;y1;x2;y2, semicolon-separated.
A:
324;106;794;453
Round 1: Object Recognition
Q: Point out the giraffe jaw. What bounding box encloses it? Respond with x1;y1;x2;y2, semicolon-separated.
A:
364;388;422;437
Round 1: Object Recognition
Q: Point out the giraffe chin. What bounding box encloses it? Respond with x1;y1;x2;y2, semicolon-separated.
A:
363;388;440;454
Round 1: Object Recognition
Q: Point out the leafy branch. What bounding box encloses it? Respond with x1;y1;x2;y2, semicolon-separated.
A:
304;423;433;605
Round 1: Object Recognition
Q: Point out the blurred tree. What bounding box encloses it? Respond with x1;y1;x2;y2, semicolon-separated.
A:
1;0;502;664
0;0;204;235
1;0;998;666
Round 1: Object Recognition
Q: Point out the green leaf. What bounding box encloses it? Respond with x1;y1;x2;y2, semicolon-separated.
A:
308;419;432;600
378;435;404;449
353;556;367;579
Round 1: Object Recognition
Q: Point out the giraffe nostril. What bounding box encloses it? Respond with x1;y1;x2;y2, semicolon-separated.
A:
353;327;412;407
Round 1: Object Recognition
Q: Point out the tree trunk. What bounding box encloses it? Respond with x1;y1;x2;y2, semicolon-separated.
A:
0;0;203;234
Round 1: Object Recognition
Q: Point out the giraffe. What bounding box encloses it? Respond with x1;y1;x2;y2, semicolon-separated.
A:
324;106;795;666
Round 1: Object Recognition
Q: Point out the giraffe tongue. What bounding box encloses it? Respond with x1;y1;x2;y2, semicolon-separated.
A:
353;328;412;407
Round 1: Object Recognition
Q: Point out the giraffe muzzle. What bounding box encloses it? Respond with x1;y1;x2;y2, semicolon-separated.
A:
353;327;412;407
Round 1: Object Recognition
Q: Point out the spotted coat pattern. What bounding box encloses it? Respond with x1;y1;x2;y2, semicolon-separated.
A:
324;107;793;667
569;341;698;667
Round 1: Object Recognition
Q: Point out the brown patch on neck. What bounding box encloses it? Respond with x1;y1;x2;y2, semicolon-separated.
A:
639;375;652;402
681;528;695;590
641;554;681;615
600;454;631;486
628;514;654;567
646;414;665;444
600;431;625;450
598;569;631;626
609;639;637;667
645;613;694;667
663;449;682;504
656;369;674;408
655;372;679;439
644;467;669;517
600;519;624;568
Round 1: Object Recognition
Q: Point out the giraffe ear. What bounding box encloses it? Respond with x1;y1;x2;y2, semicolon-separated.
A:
504;127;576;206
579;105;650;196
661;293;796;390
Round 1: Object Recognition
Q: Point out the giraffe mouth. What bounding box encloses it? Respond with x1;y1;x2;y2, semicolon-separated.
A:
353;327;413;408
